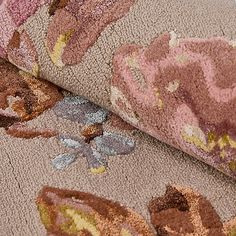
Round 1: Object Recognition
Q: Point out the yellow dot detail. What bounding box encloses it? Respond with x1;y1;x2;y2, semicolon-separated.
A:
90;166;106;174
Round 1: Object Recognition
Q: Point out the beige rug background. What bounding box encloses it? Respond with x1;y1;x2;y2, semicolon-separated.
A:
1;108;236;235
1;0;236;235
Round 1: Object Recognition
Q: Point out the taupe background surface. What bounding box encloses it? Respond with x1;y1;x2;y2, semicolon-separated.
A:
1;0;236;235
1;110;236;235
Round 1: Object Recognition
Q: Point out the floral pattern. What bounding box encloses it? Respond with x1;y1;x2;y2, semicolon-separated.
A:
37;186;236;236
1;0;235;179
51;96;136;174
111;32;236;177
0;60;136;173
0;0;50;58
0;58;62;130
149;186;224;235
53;96;108;125
0;1;236;235
46;0;135;66
7;30;39;76
36;186;154;236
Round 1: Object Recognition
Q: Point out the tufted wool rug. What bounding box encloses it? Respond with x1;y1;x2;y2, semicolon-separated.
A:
1;0;236;235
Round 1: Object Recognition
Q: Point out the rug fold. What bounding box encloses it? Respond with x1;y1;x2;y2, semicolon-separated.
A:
1;1;236;235
1;0;236;178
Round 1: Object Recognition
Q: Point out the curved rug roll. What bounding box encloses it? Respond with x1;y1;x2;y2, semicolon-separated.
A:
1;1;236;235
1;55;236;236
1;0;236;178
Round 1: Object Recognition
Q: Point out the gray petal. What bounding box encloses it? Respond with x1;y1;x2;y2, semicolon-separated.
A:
95;132;135;156
51;153;78;170
58;135;85;149
86;148;108;174
53;96;108;124
85;110;108;125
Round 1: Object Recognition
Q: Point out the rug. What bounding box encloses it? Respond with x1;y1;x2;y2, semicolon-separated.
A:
1;0;236;178
1;58;236;236
1;0;236;235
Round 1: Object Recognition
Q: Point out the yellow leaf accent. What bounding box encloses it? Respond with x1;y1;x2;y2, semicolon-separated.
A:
120;228;132;236
228;136;236;148
49;29;74;67
37;203;52;228
65;208;100;236
218;135;229;150
229;227;236;236
155;89;163;109
182;132;210;152
90;166;106;174
32;63;39;77
229;161;236;172
182;126;236;155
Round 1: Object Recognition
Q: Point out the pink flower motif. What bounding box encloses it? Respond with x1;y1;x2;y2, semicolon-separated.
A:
0;0;50;54
46;0;135;66
7;30;39;76
0;46;6;58
0;1;16;50
7;0;50;26
111;32;236;175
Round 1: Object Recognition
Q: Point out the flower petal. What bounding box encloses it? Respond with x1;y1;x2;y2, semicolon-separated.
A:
7;30;39;76
53;96;108;125
95;132;135;156
46;0;135;66
58;135;107;174
51;153;77;170
58;135;85;149
86;148;107;174
36;186;154;235
148;186;224;235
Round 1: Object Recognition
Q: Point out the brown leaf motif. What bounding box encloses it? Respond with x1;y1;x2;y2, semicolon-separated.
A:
36;186;154;236
7;30;39;77
0;59;62;137
148;186;236;236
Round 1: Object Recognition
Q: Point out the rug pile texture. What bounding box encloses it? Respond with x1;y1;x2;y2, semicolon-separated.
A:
1;0;236;235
